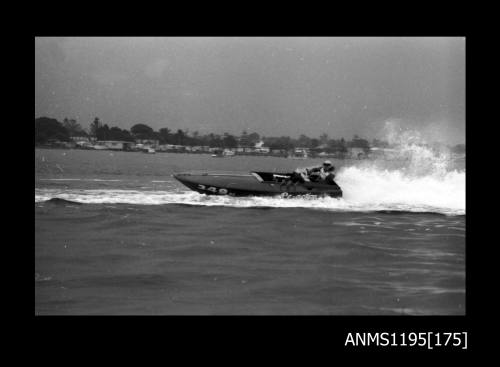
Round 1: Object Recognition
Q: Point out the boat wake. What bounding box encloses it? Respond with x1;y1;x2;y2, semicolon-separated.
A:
35;184;464;215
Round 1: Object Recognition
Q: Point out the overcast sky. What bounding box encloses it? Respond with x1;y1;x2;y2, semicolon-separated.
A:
35;37;465;144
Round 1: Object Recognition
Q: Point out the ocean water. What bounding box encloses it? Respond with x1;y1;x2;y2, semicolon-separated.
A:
35;147;465;315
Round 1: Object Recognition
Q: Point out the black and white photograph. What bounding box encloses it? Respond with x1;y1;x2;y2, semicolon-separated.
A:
35;37;465;316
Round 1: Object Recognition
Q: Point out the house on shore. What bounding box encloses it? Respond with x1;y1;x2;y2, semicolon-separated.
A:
254;141;270;154
135;139;159;148
157;144;187;152
96;140;135;151
70;136;91;143
188;146;211;153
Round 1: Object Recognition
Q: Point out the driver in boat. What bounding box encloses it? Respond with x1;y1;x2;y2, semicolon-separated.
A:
309;160;336;183
292;160;336;184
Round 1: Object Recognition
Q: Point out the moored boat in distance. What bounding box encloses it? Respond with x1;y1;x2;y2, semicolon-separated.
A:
91;144;108;150
288;148;309;159
211;149;235;157
173;171;342;197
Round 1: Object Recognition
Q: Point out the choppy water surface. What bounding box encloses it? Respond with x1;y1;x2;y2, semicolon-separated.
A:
35;147;465;315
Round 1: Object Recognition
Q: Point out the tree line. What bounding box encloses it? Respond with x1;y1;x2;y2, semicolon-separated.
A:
34;116;387;152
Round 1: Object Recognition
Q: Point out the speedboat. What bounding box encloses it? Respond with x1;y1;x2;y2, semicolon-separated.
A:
173;171;342;197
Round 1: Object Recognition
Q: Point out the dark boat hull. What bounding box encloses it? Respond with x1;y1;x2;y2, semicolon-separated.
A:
173;171;342;197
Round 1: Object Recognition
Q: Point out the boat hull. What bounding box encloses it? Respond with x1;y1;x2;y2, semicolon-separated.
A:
173;171;342;197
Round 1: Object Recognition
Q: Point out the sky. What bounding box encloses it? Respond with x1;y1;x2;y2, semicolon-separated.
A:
35;37;465;144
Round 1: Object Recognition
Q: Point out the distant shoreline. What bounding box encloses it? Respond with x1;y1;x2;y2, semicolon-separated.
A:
34;146;466;162
35;145;319;158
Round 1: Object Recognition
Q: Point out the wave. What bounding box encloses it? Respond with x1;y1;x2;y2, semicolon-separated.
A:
43;197;82;205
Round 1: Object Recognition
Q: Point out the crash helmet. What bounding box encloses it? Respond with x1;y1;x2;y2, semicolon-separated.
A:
323;160;334;171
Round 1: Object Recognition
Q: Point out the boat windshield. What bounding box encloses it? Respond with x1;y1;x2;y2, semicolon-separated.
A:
252;172;290;182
